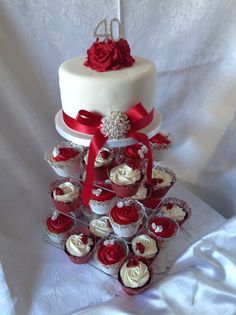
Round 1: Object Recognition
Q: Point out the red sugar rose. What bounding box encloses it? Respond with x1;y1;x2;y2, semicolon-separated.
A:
84;38;135;72
136;242;145;254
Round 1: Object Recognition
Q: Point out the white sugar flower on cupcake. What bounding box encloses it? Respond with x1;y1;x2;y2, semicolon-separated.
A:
45;141;83;177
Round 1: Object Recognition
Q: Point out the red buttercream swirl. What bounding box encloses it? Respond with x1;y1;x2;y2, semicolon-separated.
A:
124;144;147;159
97;242;126;265
91;185;116;201
84;38;135;72
47;214;74;233
150;133;171;145
149;217;177;238
53;148;79;162
110;204;140;225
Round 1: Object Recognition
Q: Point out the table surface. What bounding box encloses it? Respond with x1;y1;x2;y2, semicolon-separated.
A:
0;181;225;315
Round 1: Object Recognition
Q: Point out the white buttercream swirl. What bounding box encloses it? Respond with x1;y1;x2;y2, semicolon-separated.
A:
120;261;150;288
131;185;148;200
110;164;141;185
89;216;113;237
132;235;158;259
152;169;172;188
84;148;112;167
53;182;80;202
65;234;93;257
161;205;186;221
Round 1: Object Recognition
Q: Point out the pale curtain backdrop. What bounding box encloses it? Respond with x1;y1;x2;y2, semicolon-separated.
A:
1;0;236;219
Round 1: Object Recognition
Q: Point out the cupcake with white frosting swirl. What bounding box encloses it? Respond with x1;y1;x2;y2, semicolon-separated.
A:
150;165;176;198
131;234;159;263
158;197;192;226
65;230;94;264
49;178;82;213
89;216;113;238
109;161;144;198
84;148;113;181
118;257;152;295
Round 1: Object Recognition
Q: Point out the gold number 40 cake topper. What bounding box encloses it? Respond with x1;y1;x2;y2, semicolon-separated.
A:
94;18;121;41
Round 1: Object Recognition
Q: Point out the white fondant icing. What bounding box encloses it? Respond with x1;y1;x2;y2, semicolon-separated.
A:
59;56;157;118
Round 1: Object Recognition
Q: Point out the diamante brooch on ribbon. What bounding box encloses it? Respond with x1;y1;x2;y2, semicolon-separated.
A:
100;111;131;140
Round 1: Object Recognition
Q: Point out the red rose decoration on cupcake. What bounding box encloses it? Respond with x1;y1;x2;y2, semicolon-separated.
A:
53;147;79;162
97;241;126;265
149;217;177;238
110;204;140;225
84;38;135;72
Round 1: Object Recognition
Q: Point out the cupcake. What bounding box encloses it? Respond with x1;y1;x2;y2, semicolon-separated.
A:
118;257;152;295
89;216;113;239
45;210;75;244
64;231;94;264
124;144;148;160
89;185;116;215
149;132;173;151
151;166;176;198
84;148;113;182
148;216;178;246
50;178;81;213
141;197;161;212
94;236;128;275
131;234;159;263
44;141;83;177
109;161;143;198
131;183;152;202
158;197;191;226
108;200;143;238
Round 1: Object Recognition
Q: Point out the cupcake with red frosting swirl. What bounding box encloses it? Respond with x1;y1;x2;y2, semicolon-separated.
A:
94;236;128;275
150;166;176;198
158;197;191;226
124;144;148;160
109;160;144;198
148;216;178;246
45;141;83;177
84;148;113;182
149;132;173;153
89;185;117;215
108;200;143;238
49;178;82;213
45;210;76;244
118;256;152;295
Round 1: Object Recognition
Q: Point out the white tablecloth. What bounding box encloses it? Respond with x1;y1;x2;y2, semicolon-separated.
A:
0;182;225;315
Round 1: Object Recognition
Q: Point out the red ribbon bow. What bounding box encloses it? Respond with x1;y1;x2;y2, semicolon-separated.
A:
63;103;154;206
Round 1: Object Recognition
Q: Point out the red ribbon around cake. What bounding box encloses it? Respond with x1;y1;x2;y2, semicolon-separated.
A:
63;103;154;206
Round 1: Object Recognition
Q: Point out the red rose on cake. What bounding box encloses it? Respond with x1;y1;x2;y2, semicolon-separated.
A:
149;131;173;151
124;144;148;160
49;178;82;213
84;38;135;72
